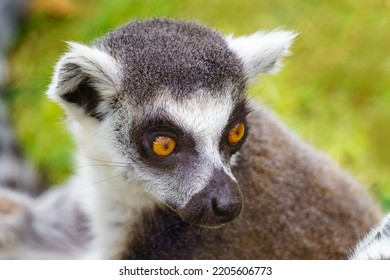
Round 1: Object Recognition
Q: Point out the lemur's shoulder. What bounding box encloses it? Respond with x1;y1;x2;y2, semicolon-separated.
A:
230;101;382;259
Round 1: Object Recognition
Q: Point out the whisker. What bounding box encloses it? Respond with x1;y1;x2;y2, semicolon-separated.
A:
81;155;131;166
74;164;128;170
77;171;129;190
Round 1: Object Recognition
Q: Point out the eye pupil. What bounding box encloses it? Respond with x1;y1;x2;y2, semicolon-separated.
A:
228;122;245;145
152;136;176;157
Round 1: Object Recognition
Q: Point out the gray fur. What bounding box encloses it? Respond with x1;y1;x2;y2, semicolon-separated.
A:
95;18;246;103
0;186;90;259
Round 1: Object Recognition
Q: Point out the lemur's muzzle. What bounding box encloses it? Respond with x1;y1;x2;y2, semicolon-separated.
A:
179;168;242;227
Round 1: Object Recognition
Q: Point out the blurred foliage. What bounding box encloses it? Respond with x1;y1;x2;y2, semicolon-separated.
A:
4;0;390;208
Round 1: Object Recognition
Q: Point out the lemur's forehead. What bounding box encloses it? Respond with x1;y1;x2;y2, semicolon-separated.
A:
95;19;246;103
141;89;238;136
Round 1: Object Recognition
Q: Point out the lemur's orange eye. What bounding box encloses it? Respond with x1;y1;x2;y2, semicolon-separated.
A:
152;136;176;157
228;122;245;145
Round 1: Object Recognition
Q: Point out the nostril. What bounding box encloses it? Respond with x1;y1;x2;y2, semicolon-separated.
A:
211;197;240;221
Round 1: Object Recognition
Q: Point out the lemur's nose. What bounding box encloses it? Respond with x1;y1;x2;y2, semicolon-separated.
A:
211;196;241;223
180;167;242;227
210;168;242;223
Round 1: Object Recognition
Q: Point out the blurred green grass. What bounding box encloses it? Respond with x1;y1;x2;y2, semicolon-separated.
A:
4;0;390;208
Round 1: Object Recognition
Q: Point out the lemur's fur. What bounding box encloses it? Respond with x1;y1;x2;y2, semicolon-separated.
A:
0;18;386;259
350;214;390;260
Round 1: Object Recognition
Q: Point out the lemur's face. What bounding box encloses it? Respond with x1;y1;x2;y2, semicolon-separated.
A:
47;19;295;227
114;89;249;227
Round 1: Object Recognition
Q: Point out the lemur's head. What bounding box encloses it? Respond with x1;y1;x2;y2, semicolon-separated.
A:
47;19;295;227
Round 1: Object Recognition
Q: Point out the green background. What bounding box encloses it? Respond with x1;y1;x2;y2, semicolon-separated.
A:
4;0;390;208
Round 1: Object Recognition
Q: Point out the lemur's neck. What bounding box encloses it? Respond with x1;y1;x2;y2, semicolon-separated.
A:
77;157;160;259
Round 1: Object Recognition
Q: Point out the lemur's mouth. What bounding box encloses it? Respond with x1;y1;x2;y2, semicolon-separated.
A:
158;193;242;228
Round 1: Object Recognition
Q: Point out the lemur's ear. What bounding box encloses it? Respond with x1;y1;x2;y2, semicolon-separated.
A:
47;42;121;120
226;30;297;82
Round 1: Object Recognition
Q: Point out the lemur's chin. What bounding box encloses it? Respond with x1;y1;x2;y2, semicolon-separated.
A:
193;222;231;229
189;208;242;228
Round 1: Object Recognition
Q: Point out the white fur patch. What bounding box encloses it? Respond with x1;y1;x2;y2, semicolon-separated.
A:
46;42;122;119
350;214;390;259
226;30;297;82
67;114;160;259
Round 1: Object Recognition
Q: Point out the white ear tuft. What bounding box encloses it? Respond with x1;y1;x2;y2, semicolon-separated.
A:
226;30;297;82
47;42;121;119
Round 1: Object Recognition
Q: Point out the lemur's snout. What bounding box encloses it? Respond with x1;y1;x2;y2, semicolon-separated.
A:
211;194;240;221
180;168;242;227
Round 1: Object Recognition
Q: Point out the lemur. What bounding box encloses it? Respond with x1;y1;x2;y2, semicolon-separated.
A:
0;18;387;259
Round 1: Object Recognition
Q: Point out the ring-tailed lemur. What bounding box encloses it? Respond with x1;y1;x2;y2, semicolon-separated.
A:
0;18;387;259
